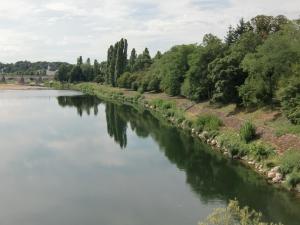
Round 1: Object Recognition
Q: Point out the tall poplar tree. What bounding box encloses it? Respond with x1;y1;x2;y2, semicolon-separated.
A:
128;48;137;72
105;38;128;86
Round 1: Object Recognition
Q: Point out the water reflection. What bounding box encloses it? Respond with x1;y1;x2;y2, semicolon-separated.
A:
57;95;102;117
57;95;300;225
105;103;128;148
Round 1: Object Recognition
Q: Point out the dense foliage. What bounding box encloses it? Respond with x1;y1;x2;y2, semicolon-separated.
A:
56;15;300;124
55;57;105;83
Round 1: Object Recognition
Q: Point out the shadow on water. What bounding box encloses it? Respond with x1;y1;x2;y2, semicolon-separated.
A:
56;95;300;225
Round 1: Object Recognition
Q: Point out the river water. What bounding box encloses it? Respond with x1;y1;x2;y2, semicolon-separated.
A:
0;90;300;225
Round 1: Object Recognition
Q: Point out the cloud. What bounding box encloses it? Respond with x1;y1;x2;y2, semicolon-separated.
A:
0;0;299;63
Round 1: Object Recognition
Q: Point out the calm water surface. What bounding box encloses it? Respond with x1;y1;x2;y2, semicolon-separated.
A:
0;90;300;225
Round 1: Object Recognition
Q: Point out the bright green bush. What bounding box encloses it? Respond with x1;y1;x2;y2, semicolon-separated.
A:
194;114;223;132
279;149;300;175
240;121;256;143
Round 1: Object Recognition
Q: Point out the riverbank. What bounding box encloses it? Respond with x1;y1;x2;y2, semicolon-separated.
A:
0;83;47;90
49;82;300;193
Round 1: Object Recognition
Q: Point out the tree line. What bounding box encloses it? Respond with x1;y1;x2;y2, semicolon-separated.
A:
55;15;300;125
0;61;67;75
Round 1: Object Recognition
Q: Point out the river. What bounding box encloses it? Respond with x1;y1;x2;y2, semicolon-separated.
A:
0;90;300;225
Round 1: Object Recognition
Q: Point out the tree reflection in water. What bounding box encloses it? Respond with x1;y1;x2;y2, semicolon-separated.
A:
57;95;101;117
105;102;127;148
56;95;300;225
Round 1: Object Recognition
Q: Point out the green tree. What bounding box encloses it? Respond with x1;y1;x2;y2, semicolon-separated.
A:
55;64;72;82
250;15;288;39
184;34;224;101
77;56;83;66
279;65;300;124
86;58;91;65
209;31;262;103
128;48;137;72
154;51;162;61
81;63;94;81
241;23;300;106
134;48;152;71
225;18;252;46
160;45;196;96
69;65;83;83
106;38;128;86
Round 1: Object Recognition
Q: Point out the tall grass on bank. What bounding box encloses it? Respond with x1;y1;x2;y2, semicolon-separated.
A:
279;149;300;175
194;114;223;132
240;121;256;143
149;99;186;122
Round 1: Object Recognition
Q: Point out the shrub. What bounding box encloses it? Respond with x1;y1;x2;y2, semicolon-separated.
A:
147;76;160;92
217;132;249;157
194;114;223;132
137;87;145;94
240;121;256;143
94;75;105;83
229;142;249;158
286;171;300;189
279;149;300;175
249;143;274;161
117;72;138;89
131;81;139;91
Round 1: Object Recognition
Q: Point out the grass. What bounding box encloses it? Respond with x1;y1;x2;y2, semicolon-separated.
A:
149;98;186;122
194;114;223;132
267;117;300;137
216;130;275;161
279;149;300;175
239;121;256;143
207;102;300;137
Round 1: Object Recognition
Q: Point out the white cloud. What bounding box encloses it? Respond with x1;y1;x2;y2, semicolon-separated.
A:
0;0;299;63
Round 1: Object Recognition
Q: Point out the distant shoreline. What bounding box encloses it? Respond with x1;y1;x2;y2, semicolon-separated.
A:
0;83;48;90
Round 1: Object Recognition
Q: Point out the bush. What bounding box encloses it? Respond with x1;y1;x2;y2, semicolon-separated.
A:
147;76;160;92
194;114;223;132
131;81;139;91
249;143;274;161
279;149;300;175
240;121;256;143
117;72;138;89
286;171;300;189
94;75;105;83
227;143;245;157
217;132;249;157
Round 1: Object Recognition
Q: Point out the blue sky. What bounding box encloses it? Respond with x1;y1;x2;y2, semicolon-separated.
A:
0;0;299;63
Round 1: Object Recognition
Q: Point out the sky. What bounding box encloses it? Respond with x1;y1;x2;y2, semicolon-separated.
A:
0;0;299;64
